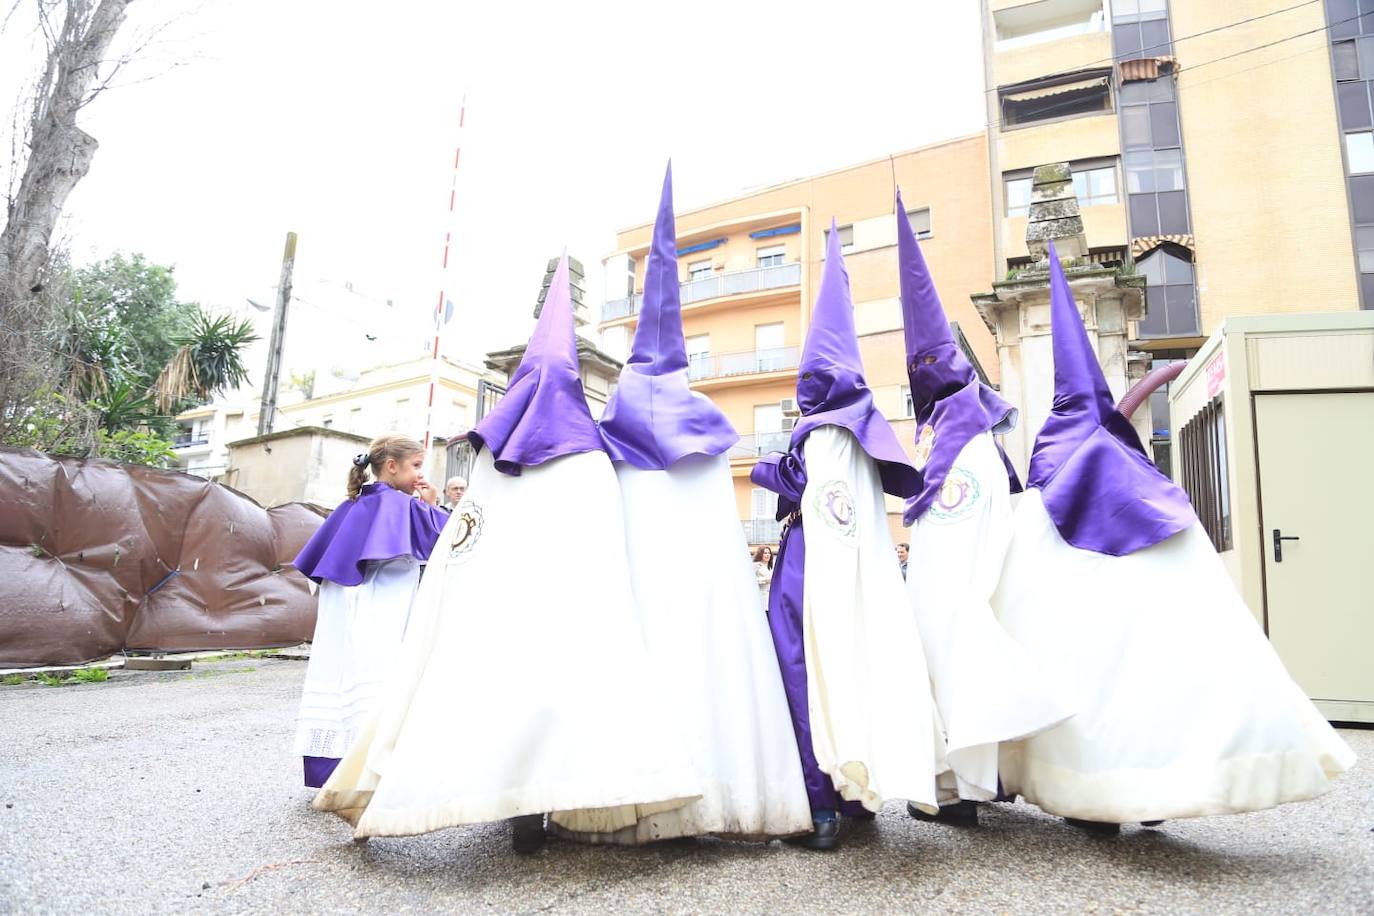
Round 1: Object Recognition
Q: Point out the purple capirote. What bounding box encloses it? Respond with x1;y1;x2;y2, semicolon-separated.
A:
293;482;448;587
754;451;869;818
598;162;738;467
785;219;921;499
468;254;605;476
749;226;920;816
895;188;1021;525
1026;241;1194;556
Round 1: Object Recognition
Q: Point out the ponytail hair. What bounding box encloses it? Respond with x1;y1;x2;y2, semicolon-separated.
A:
346;433;426;500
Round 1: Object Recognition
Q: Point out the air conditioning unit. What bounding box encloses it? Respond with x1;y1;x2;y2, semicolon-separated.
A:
781;416;797;431
780;397;800;417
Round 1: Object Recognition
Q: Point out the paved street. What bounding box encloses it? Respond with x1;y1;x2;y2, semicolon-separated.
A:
1;658;1370;915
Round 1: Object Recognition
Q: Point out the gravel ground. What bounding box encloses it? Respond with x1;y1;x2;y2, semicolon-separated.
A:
0;659;1370;915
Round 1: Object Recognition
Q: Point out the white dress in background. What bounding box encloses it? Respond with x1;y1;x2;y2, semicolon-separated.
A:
553;452;811;843
993;488;1356;823
293;556;421;763
312;449;702;837
800;426;945;813
906;433;1075;802
754;560;774;612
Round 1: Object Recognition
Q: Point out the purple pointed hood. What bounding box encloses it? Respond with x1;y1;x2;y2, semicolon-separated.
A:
779;220;920;499
598;163;738;467
468;255;604;475
1026;242;1194;555
896;189;1020;525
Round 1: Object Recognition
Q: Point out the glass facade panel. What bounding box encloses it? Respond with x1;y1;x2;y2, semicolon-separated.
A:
1005;176;1032;216
1130;193;1161;235
1165;284;1199;335
1150;101;1180;147
1362;271;1374;304
1122;105;1151;148
1125;150;1154;192
1359;36;1374;76
1339;81;1373;129
1347;131;1374;172
1155;148;1185;190
1335;40;1361;79
1331;0;1360;39
1140;18;1170;54
1158;190;1189;233
1351;173;1374;221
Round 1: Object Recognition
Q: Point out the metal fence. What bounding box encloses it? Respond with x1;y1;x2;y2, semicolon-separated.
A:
728;431;791;459
741;518;782;544
603;261;801;321
688;346;799;381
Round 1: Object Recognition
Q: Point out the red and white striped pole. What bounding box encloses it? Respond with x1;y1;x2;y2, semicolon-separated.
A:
422;96;467;461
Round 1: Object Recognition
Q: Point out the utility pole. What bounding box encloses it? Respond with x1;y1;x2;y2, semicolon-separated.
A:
257;231;297;437
422;96;467;457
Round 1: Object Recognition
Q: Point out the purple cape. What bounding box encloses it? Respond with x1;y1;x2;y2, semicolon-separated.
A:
292;483;448;586
778;219;921;500
469;255;605;475
1026;242;1194;556
599;162;738;467
894;189;1021;525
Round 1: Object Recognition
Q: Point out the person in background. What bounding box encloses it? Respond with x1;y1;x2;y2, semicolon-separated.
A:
753;546;775;612
290;434;449;790
896;543;909;580
443;476;468;510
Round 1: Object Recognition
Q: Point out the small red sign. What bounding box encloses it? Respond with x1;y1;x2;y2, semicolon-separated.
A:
1205;353;1226;399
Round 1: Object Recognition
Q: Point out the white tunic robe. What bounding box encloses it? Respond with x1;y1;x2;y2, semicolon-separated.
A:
993;489;1356;822
312;449;701;837
293;556;421;761
800;426;945;812
906;433;1076;802
554;452;812;843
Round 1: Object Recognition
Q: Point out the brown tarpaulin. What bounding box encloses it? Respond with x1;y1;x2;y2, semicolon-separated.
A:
0;446;325;667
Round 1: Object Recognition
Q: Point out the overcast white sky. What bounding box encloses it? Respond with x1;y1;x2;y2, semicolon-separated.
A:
4;0;986;369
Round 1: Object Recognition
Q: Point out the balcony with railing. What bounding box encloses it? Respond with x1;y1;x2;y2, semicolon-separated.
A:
173;433;211;449
603;261;802;321
742;518;783;544
728;430;791;460
688;346;799;383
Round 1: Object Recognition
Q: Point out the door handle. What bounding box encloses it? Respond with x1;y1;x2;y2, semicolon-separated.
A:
1272;529;1300;563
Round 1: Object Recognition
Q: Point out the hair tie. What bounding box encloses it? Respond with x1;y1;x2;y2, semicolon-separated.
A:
352;453;370;469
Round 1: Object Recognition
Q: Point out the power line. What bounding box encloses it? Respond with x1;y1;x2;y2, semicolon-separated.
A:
981;9;1355;132
986;0;1325;94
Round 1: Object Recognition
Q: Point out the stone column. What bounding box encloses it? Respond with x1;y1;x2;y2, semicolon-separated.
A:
973;163;1146;478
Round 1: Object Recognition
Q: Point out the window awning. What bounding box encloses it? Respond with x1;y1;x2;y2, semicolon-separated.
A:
1002;75;1109;103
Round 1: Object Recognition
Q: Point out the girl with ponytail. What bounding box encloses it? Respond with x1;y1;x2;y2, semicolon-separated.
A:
290;434;451;789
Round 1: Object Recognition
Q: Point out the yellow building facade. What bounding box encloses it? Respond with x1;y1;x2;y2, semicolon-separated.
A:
597;136;997;545
981;0;1367;469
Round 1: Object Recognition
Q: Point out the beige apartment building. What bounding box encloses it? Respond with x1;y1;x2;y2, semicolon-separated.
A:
597;136;997;545
981;0;1366;470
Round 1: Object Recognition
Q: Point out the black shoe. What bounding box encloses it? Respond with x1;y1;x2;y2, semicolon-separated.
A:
1140;820;1166;827
908;800;978;827
511;814;546;853
784;816;840;851
1064;817;1120;836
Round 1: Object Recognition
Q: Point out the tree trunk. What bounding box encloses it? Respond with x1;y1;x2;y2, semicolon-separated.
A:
0;0;134;440
1;0;133;294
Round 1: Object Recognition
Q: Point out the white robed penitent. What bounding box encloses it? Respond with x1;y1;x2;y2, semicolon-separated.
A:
554;165;811;843
312;256;701;838
893;193;1075;803
293;556;421;763
907;434;1075;801
800;425;944;813
991;243;1354;823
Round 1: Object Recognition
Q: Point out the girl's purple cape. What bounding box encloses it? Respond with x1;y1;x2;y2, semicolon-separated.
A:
895;189;1021;525
599;163;738;467
760;220;921;501
1026;242;1194;556
293;483;448;586
468;255;605;476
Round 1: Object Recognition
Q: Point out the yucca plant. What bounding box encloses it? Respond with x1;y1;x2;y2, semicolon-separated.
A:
152;311;259;411
89;380;160;433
